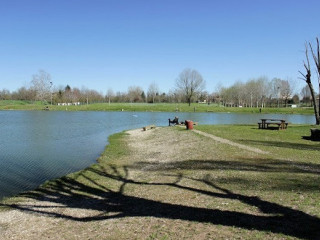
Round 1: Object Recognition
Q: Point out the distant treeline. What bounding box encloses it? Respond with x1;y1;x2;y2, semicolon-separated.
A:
0;70;317;107
218;77;316;108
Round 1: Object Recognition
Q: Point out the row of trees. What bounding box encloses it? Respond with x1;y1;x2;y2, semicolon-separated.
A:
0;70;317;107
0;68;206;104
1;67;319;109
217;77;301;108
0;69;316;107
0;83;176;104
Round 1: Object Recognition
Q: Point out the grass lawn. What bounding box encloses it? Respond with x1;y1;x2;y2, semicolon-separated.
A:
1;124;319;239
0;100;316;114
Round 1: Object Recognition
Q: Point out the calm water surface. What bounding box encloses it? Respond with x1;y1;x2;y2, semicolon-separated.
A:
0;111;315;199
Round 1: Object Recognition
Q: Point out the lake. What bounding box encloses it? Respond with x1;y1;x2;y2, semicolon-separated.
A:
0;110;315;199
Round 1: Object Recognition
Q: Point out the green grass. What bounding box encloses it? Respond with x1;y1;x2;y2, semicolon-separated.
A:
0;100;44;106
195;124;320;164
0;100;46;110
0;100;315;114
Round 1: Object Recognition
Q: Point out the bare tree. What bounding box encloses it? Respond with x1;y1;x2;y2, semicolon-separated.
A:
245;80;258;108
113;91;127;103
270;78;282;106
300;85;312;106
72;87;81;103
64;85;73;103
128;86;144;103
256;77;269;108
147;82;159;103
309;39;320;122
12;87;36;101
270;78;293;108
167;89;183;103
0;89;11;100
81;86;90;105
31;70;52;102
176;68;205;106
198;91;209;103
106;88;114;104
280;79;292;107
233;81;245;107
299;41;320;125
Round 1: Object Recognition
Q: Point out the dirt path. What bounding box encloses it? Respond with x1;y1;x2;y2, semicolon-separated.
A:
192;129;269;155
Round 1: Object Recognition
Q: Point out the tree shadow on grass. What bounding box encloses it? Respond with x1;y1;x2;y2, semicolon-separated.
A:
132;158;320;175
239;139;320;151
132;158;320;192
1;164;320;240
302;136;320;142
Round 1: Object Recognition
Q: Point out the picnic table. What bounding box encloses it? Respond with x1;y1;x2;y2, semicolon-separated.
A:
258;119;288;130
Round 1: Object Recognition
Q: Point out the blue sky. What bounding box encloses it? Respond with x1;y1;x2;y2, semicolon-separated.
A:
1;0;320;94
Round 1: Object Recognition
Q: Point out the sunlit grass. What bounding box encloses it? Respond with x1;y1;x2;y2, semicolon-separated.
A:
195;124;320;163
0;100;315;114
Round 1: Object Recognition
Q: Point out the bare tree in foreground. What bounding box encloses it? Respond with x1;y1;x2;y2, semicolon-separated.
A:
176;68;205;106
299;40;320;125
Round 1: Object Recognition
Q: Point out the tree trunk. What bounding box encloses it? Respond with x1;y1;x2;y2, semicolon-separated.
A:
307;82;320;125
308;39;320;125
318;83;320;123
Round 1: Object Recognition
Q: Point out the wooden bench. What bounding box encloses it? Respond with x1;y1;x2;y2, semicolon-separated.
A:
142;125;156;131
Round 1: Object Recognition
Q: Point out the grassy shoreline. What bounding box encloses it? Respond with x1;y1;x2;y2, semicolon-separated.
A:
1;124;319;239
0;101;315;114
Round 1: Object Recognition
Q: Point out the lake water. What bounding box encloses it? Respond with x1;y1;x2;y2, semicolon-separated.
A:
0;110;315;199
